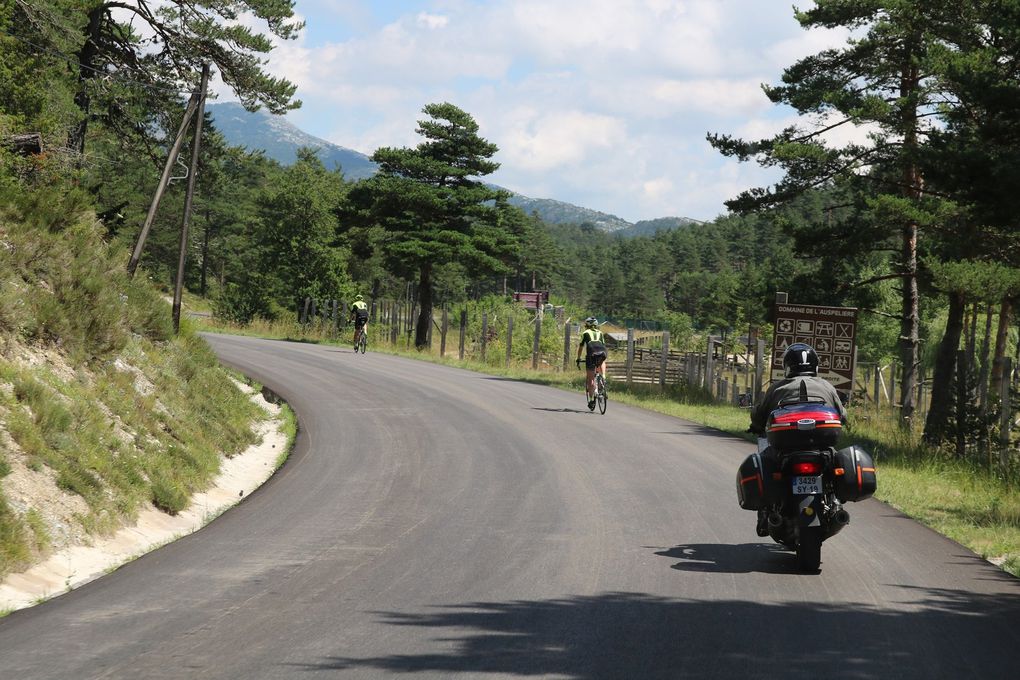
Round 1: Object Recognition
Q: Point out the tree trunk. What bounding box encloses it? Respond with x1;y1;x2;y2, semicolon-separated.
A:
989;297;1013;401
966;302;979;370
68;5;105;157
414;263;433;349
978;303;994;414
924;292;966;444
897;56;922;425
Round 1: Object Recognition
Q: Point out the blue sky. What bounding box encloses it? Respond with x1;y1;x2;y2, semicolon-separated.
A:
221;1;855;223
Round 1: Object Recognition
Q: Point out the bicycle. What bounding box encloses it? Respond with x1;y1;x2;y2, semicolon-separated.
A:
353;325;367;354
576;359;608;414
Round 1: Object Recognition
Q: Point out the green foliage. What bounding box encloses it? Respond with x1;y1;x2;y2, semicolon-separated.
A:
349;103;518;346
254;150;352;313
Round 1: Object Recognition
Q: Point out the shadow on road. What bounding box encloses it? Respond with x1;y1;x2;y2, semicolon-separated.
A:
648;427;742;440
532;407;593;414
285;583;1020;679
653;542;800;574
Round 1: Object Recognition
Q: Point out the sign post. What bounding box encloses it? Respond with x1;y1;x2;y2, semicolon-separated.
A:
771;300;859;400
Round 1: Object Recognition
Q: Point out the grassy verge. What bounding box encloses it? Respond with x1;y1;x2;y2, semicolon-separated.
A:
195;316;1020;578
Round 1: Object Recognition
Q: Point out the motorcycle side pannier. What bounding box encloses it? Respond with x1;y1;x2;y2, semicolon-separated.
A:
834;445;877;502
766;403;843;452
736;452;779;511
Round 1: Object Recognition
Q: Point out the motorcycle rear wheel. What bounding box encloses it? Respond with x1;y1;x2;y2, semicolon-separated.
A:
796;527;822;572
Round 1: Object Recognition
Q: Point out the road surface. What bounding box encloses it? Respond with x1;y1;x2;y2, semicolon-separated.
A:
2;334;1019;679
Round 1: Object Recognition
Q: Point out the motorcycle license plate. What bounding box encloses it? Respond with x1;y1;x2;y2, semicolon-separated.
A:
792;476;822;494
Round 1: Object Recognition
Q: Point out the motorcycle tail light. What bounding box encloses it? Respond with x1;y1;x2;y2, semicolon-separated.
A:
792;461;822;475
834;467;846;476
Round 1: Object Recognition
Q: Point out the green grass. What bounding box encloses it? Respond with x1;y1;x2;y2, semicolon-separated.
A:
0;202;267;579
197;313;1020;579
275;404;297;470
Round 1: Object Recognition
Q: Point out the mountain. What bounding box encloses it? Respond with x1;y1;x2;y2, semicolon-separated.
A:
505;195;631;232
208;102;697;235
615;217;702;238
208;102;377;180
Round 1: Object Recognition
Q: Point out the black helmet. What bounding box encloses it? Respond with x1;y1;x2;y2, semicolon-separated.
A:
783;343;819;377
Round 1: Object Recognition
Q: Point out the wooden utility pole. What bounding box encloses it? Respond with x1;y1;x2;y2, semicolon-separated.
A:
172;63;210;333
128;89;202;276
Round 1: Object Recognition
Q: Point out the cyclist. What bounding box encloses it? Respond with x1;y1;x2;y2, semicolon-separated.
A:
349;294;369;349
576;317;608;409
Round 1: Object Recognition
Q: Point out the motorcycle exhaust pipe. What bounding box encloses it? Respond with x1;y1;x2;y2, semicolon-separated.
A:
768;512;783;528
834;509;850;526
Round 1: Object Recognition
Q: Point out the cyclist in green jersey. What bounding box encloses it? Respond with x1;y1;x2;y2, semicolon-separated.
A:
349;295;369;349
576;317;608;409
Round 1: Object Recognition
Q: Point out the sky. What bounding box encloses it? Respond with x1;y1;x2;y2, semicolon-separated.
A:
215;1;854;223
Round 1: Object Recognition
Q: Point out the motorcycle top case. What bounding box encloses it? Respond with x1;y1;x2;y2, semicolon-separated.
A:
766;403;842;452
834;445;877;502
736;452;780;511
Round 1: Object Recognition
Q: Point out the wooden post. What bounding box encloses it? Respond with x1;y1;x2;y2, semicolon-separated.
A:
171;63;210;333
301;297;310;325
506;315;514;368
1000;357;1013;467
427;310;433;349
626;328;635;385
754;336;762;401
891;361;898;409
874;364;881;408
128;89;202;276
481;312;489;362
563;321;571;371
659;330;670;388
440;306;449;357
956;351;967;458
705;336;715;392
532;314;541;369
458;309;467;360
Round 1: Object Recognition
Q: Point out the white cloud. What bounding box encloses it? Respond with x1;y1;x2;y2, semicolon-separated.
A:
417;12;449;29
499;109;626;171
220;0;858;221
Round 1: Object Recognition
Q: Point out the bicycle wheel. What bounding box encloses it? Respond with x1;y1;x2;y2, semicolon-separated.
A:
359;332;367;354
596;375;607;414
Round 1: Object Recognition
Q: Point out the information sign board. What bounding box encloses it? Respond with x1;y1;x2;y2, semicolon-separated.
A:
771;303;858;393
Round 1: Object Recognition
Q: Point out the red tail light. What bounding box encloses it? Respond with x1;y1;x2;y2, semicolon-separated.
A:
792;461;822;475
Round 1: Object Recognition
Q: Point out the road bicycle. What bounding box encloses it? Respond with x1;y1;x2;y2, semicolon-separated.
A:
576;359;608;414
353;325;367;354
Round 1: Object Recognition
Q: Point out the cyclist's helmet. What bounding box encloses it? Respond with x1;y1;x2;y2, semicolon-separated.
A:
783;343;819;378
584;316;598;328
355;294;363;301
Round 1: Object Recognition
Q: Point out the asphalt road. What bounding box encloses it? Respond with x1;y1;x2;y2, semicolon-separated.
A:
2;334;1019;679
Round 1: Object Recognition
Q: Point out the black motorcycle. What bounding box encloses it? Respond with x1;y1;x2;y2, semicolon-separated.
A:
736;390;876;572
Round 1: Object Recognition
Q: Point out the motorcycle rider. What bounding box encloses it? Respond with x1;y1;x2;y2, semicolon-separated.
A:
750;342;846;436
750;342;847;536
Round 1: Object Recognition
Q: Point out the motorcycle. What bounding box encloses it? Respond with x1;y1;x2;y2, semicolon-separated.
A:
736;386;876;572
